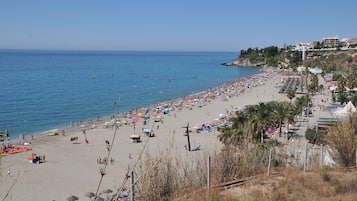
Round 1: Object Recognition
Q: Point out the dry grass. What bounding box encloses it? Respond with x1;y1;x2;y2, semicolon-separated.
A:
220;168;357;201
135;141;273;201
130;133;357;201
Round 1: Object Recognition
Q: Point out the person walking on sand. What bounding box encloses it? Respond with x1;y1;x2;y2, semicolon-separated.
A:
82;129;89;144
7;169;10;177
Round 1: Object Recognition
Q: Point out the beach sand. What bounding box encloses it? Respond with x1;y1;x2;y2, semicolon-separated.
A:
0;68;289;201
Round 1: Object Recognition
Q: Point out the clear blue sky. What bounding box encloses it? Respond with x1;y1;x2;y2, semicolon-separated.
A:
1;0;356;52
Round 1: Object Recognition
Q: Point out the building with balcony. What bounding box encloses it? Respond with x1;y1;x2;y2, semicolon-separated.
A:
322;36;339;47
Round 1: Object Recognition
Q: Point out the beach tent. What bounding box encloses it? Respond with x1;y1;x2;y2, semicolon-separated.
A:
329;85;338;91
193;123;202;129
297;66;308;73
310;66;323;74
219;113;227;119
334;101;356;118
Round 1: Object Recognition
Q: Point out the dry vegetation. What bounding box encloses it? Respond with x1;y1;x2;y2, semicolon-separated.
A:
220;168;357;201
134;141;276;201
131;144;357;201
304;50;357;72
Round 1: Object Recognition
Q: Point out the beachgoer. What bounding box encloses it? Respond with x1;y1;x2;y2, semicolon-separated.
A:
62;130;65;136
97;157;101;164
7;170;10;176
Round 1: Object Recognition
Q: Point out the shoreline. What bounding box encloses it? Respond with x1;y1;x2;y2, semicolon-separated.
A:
1;67;289;201
6;67;265;145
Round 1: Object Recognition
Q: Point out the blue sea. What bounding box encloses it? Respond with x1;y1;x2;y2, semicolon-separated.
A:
0;50;260;139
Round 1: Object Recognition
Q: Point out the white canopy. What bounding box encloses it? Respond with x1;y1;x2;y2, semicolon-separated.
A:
334;101;356;118
310;66;323;74
329;85;338;91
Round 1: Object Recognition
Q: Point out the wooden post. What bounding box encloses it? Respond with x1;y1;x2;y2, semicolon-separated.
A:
207;155;211;201
184;123;191;151
131;170;135;201
268;148;272;176
320;144;323;170
304;142;307;172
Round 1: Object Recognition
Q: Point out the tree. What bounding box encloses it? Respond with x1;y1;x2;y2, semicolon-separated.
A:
263;46;279;58
247;102;276;143
218;127;242;146
308;74;319;94
270;101;296;137
305;127;323;145
294;95;312;114
286;89;296;103
289;51;302;67
325;114;357;167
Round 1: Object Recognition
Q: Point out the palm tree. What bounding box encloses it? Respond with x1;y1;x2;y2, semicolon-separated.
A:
230;111;248;129
270;101;296;137
294;95;312;116
304;66;309;93
218;111;249;146
218;127;243;146
247;102;274;143
286;89;296;103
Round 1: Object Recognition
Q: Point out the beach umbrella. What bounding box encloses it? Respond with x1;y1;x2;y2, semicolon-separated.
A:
95;196;105;201
102;188;113;200
193;123;202;129
66;195;79;201
85;191;95;198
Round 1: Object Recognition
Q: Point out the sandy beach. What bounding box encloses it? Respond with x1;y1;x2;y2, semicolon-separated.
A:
1;68;290;201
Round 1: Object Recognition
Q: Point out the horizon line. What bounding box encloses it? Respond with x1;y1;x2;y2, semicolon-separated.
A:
0;48;241;54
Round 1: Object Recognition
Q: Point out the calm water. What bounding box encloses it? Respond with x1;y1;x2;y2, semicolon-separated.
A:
0;50;260;139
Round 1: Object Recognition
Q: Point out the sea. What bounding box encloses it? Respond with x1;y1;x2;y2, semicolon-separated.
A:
0;50;260;140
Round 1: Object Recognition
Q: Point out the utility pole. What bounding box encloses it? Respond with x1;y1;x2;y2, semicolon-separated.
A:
183;123;191;151
130;170;135;201
207;155;211;200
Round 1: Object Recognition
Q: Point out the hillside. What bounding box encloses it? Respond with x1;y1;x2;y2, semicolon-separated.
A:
304;50;357;72
231;47;357;72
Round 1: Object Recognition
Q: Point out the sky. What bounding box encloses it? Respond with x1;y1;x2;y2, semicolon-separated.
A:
0;0;356;52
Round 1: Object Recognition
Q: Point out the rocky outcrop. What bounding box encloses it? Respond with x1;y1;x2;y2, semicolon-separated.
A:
222;57;265;67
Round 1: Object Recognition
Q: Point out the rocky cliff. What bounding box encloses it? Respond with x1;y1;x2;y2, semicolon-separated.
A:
222;57;265;67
